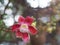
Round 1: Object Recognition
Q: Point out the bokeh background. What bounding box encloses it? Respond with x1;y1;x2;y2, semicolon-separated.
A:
0;0;60;45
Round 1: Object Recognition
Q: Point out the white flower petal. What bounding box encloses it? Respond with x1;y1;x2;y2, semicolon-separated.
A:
8;3;13;7
3;15;14;27
4;0;9;6
26;0;38;8
15;15;20;22
5;9;12;15
39;0;51;8
26;0;52;8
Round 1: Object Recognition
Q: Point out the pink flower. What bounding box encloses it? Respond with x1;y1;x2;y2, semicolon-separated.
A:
11;16;38;43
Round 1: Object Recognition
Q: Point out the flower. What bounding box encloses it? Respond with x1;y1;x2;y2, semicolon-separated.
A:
11;16;38;43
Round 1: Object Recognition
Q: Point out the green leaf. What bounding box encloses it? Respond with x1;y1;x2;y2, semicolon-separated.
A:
4;32;12;41
0;20;3;26
0;30;5;36
0;30;5;40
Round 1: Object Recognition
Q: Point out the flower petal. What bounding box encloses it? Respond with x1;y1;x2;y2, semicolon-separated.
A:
28;26;38;35
18;16;25;23
25;16;34;25
22;33;30;43
16;31;23;38
11;24;20;32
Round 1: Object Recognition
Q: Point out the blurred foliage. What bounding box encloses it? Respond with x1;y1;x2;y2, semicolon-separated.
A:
0;20;7;29
0;0;4;4
47;22;56;33
0;19;12;41
4;32;13;41
0;30;5;40
51;15;56;22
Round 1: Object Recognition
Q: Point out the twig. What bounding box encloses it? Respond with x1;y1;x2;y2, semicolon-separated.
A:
4;0;10;14
0;0;10;20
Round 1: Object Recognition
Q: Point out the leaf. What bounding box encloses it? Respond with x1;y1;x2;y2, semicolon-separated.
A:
0;20;7;30
0;20;3;26
4;32;12;41
0;30;6;36
4;31;16;41
0;30;6;40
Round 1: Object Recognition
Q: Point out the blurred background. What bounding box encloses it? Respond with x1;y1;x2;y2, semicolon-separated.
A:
0;0;60;45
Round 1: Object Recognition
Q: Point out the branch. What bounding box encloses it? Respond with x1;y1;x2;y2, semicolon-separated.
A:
0;0;10;20
4;0;10;14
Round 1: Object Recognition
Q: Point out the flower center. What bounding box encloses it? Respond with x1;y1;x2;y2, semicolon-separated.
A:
20;24;29;33
21;24;28;28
